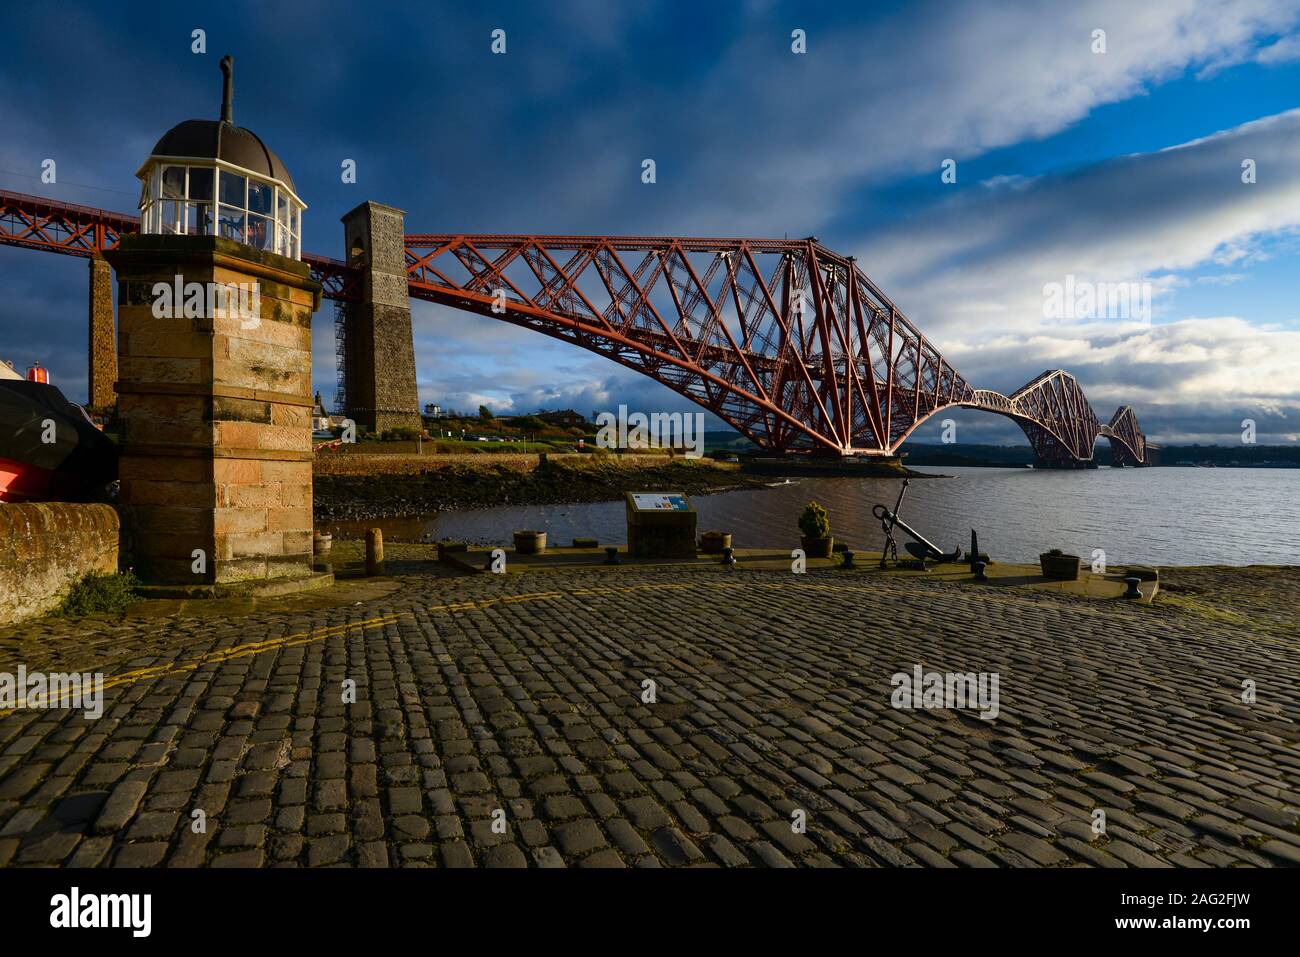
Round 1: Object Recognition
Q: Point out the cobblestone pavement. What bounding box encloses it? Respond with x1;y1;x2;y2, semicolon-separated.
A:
1;565;1298;868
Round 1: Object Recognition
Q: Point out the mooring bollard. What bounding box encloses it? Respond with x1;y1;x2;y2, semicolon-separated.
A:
604;546;620;566
721;546;736;567
365;527;384;576
1123;575;1142;599
841;549;855;569
974;560;988;582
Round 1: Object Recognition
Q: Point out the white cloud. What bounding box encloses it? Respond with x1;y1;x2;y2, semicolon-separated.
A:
555;0;1300;233
1255;32;1300;63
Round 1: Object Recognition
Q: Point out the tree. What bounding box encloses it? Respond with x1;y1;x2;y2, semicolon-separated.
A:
479;404;494;420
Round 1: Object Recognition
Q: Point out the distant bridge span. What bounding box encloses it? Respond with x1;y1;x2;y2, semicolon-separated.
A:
0;190;1148;465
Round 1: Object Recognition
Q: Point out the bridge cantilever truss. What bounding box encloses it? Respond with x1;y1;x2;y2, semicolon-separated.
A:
961;370;1147;467
403;234;1149;464
404;233;975;456
0;190;1150;465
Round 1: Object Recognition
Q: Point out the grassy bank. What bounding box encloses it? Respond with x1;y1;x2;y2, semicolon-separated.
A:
313;451;770;521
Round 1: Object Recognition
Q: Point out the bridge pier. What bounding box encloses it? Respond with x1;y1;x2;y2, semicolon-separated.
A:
340;201;421;433
87;254;116;412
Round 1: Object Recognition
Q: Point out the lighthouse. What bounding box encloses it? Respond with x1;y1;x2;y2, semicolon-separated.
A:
105;58;323;590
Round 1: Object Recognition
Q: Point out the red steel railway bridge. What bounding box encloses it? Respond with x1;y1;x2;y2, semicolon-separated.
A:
0;188;1149;467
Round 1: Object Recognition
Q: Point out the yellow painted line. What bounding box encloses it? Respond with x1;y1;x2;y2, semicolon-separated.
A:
0;611;407;717
0;576;884;717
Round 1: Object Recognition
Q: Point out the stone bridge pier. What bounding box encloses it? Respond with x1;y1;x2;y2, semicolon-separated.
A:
340;201;421;433
87;254;116;412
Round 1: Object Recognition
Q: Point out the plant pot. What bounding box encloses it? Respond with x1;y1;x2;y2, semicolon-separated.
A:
700;531;732;554
1039;552;1080;580
514;530;546;554
801;535;834;559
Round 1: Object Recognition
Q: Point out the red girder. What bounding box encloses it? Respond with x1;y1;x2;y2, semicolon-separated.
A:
404;234;981;455
1103;405;1147;466
0;190;1148;462
0;189;137;259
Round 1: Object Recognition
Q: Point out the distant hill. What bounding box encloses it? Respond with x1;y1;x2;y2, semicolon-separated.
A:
702;434;1299;468
902;443;1300;468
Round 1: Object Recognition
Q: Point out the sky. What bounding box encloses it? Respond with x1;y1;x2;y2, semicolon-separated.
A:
1;0;1298;447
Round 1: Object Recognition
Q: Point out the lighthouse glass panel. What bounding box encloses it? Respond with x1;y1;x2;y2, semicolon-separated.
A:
140;161;303;259
188;167;213;202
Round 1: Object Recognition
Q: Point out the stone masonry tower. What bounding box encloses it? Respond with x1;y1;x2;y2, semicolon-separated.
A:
341;201;421;433
87;254;116;411
106;57;322;588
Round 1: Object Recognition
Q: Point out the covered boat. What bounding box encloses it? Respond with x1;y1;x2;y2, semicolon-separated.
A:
0;380;117;503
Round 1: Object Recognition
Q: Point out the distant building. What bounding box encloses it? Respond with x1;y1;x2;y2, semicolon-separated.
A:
424;403;442;417
311;397;331;432
536;408;586;429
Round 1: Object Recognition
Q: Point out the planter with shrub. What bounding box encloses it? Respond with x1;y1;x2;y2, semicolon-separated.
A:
513;530;547;554
798;502;834;558
1039;548;1081;580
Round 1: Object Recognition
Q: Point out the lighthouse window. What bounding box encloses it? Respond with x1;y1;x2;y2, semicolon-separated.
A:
161;166;186;199
217;204;245;242
188;167;214;201
160;201;183;235
219;170;246;207
248;180;273;215
140;157;303;258
185;203;212;236
248;213;274;251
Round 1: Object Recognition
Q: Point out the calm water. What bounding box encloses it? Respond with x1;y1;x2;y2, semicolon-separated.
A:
328;467;1300;567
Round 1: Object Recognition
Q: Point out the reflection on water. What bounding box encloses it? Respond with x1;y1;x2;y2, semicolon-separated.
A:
326;467;1300;567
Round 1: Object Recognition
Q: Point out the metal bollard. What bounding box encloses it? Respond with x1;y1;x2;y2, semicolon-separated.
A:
974;560;987;582
365;527;384;576
841;549;855;569
1123;575;1142;599
721;546;737;567
604;546;620;566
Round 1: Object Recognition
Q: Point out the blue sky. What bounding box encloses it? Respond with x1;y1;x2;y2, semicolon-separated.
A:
1;0;1298;446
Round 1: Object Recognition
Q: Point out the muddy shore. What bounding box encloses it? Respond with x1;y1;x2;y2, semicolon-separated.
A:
312;453;773;521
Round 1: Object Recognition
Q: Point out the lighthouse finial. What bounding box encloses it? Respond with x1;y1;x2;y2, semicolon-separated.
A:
220;56;234;124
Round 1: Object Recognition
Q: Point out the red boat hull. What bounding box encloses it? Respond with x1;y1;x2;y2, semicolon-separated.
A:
0;456;83;503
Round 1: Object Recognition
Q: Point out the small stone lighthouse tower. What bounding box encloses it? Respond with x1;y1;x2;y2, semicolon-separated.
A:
106;57;322;588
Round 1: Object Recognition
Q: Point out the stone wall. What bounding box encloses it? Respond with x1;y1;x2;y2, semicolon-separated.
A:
0;503;120;625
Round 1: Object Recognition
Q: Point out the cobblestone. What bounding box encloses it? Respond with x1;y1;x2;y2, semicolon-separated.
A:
0;566;1296;867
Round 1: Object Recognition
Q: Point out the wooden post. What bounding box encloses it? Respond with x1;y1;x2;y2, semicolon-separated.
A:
365;527;384;576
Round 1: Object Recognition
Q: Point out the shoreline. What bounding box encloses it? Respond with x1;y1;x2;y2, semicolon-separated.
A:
312;452;775;522
311;449;942;523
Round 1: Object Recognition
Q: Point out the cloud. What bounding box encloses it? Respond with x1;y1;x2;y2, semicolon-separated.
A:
544;0;1300;234
1255;32;1300;63
3;0;1297;449
839;107;1300;443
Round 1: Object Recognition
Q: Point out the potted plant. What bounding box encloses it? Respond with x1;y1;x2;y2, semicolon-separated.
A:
700;530;732;554
513;530;547;554
1039;548;1080;580
798;501;833;558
